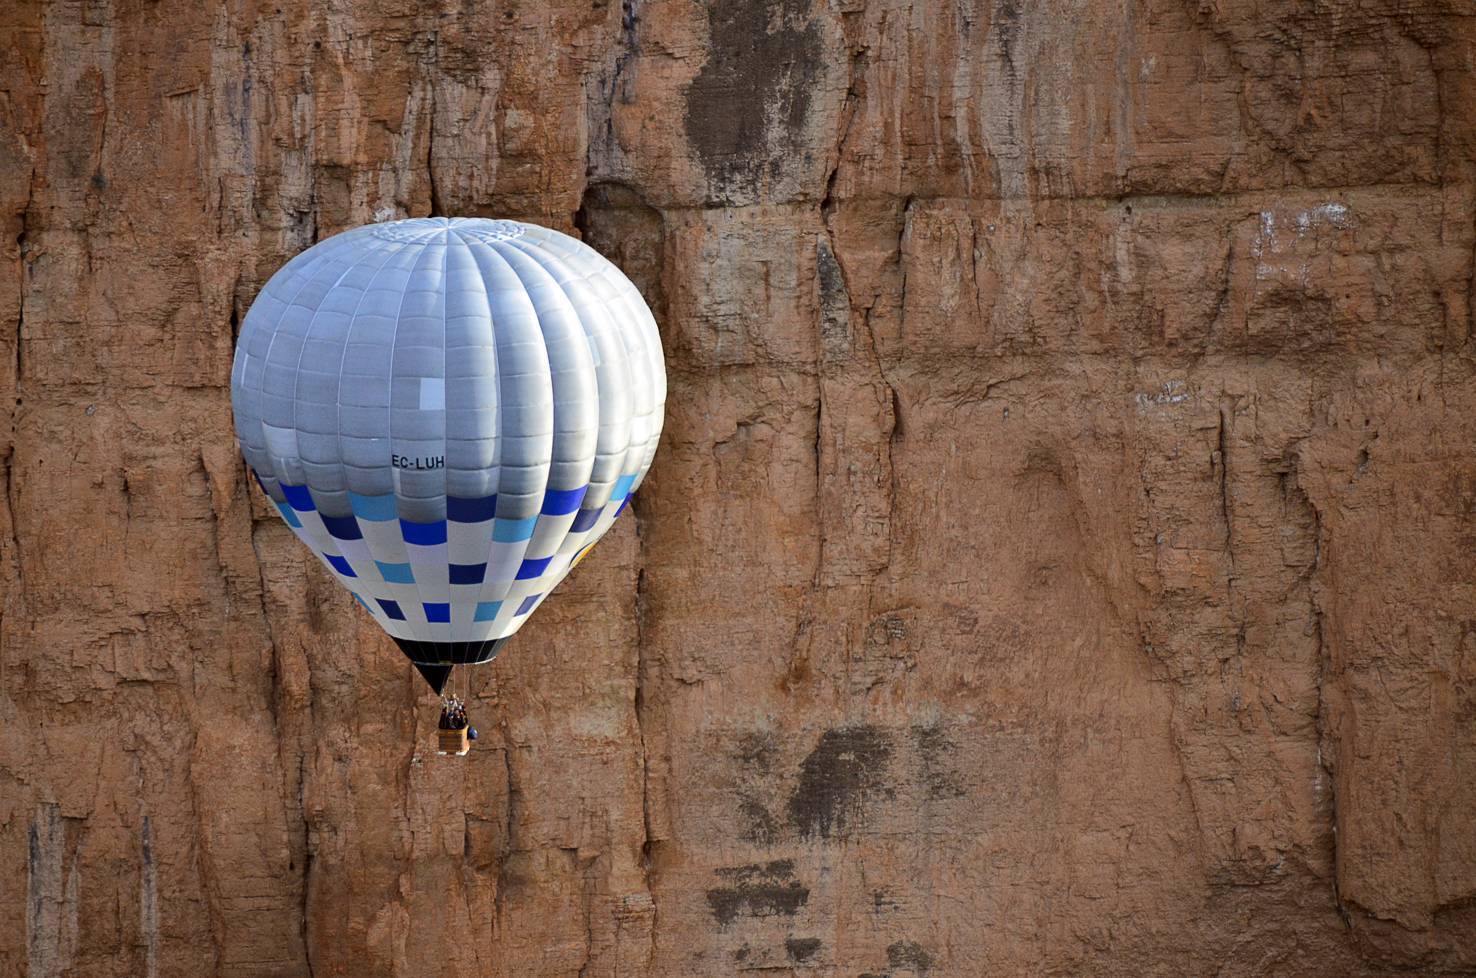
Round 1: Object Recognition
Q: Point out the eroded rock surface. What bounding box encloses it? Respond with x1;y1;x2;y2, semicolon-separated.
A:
2;0;1474;975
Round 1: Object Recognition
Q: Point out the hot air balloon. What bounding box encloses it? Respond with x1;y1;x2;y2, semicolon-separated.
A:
230;217;665;732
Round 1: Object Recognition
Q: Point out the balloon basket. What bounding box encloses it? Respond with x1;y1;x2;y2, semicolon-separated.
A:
437;728;470;756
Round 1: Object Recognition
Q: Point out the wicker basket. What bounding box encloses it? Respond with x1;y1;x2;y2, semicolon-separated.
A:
437;727;470;756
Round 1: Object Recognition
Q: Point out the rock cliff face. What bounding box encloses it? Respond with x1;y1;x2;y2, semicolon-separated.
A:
3;1;1475;975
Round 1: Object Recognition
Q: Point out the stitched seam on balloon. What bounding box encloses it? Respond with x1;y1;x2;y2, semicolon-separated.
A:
493;238;572;584
501;234;629;551
319;238;413;518
593;273;650;496
508;234;647;548
504;235;637;493
446;225;493;502
438;223;452;639
258;233;362;491
388;240;442;641
613;273;663;483
451;230;507;625
330;238;416;638
484;238;548;625
287;253;378;523
523;243;595;595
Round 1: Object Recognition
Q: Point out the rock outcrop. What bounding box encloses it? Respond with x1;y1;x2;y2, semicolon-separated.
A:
2;0;1474;975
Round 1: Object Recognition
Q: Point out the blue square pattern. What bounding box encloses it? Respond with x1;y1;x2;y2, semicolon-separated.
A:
492;516;538;543
541;486;588;516
281;483;316;512
423;602;450;623
516;556;553;580
320;513;363;541
450;563;487;585
401;518;448;546
474;601;503;622
448;494;498;523
569;506;602;533
324;554;356;577
348;492;398;522
377;599;406;620
375;560;415;584
515;594;542;616
274;500;303;529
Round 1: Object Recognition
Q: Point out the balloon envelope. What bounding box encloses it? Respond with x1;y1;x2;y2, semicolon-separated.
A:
230;218;665;690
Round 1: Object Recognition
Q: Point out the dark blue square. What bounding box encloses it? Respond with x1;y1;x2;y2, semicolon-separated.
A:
450;563;487;585
569;506;603;533
281;483;315;512
515;594;542;615
423;602;450;623
400;518;448;546
516;556;553;580
377;599;406;620
541;486;588;516
324;554;356;577
320;513;363;540
448;494;498;522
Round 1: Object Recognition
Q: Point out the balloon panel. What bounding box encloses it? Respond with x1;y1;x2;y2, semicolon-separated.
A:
230;218;664;654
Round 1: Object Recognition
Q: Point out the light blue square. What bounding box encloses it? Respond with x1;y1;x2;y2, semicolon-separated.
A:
474;601;503;622
375;561;415;584
348;491;399;522
492;516;538;542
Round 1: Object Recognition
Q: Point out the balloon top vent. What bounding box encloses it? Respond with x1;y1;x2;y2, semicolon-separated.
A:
368;217;527;244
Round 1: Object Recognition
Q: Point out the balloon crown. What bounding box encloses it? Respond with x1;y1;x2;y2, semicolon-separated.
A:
367;216;527;244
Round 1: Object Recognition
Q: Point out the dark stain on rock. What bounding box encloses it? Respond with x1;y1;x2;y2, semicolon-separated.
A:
786;936;822;962
738;795;780;846
734;730;782;844
27;816;39;877
735;730;779;772
887;940;934;974
787;725;892;839
993;0;1021;77
912;721;967;801
872;888;899;914
816;236;851;357
574;181;667;317
706;859;810;926
684;0;821;200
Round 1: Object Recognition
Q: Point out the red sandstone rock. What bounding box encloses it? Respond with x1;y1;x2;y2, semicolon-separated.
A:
1;0;1474;975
